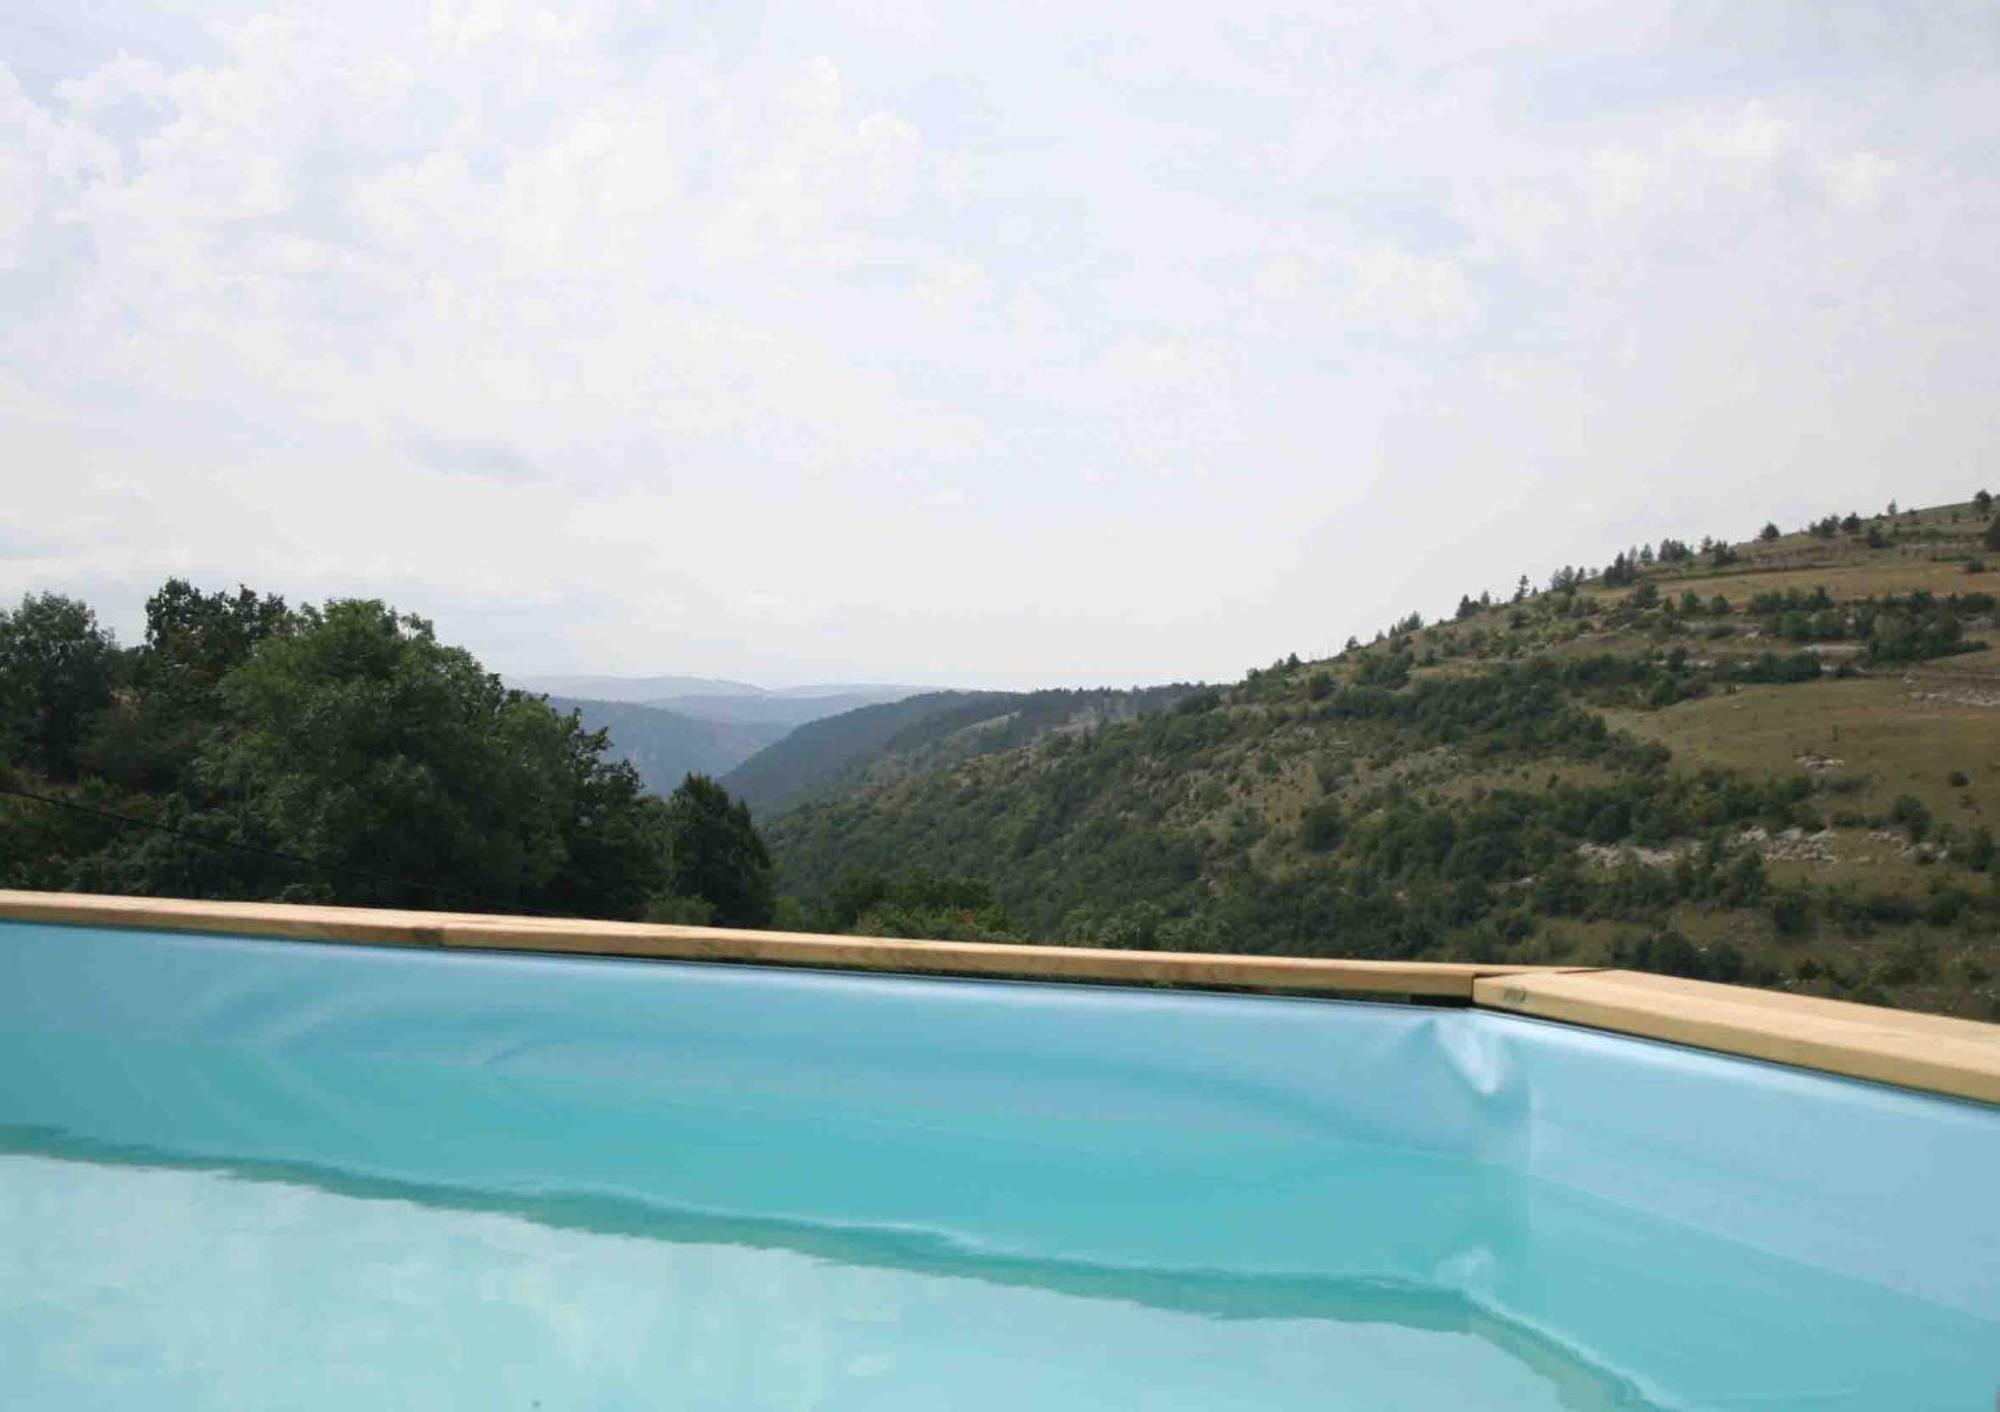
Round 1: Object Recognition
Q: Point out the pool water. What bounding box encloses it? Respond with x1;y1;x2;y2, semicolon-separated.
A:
1;923;1995;1410
0;1151;1631;1411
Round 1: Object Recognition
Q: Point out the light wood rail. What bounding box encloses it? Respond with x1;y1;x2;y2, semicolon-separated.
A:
0;890;1551;998
4;889;1998;1104
1475;969;2000;1106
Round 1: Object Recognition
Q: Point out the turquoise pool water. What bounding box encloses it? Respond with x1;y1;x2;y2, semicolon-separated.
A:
1;923;1995;1409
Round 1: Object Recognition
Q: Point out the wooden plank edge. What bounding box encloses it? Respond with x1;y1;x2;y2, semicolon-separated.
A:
1473;972;2000;1107
438;918;1519;997
25;891;1992;1101
0;889;1584;999
0;889;451;949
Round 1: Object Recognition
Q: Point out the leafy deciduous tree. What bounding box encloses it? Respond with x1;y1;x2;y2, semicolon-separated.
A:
0;593;118;780
659;773;775;927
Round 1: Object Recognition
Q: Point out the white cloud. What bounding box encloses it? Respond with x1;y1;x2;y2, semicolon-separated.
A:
2;1;1998;685
1824;151;1896;212
1340;245;1479;341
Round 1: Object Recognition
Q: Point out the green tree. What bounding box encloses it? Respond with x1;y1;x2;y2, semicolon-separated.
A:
1983;515;2000;553
144;580;295;688
1759;522;1780;541
201;599;666;914
540;712;675;920
660;773;775;927
84;580;296;792
0;593;119;779
853;895;1017;941
1770;887;1815;938
1888;793;1932;843
1298;800;1345;851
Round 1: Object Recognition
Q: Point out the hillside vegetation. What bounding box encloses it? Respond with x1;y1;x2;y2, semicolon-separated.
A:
723;685;1198;816
548;697;787;795
769;497;2000;1019
724;691;1009;814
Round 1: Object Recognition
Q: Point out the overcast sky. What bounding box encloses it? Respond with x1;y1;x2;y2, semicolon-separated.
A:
4;2;1997;688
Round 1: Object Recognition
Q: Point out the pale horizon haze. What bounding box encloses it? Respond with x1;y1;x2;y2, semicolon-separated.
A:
4;2;1997;690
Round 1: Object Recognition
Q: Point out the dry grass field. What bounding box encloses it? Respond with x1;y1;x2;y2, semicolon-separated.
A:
1607;676;2000;823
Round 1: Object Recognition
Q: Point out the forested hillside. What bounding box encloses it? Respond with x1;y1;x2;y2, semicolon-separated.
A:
652;689;920;730
548;697;787;796
723;691;1008;814
723;684;1199;815
769;498;2000;1019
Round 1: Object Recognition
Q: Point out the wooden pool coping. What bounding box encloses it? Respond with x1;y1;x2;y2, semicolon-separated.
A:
3;889;1996;1106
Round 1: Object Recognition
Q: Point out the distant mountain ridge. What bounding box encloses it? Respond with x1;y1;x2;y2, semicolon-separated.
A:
546;697;789;797
525;675;1077;802
515;673;763;701
724;684;1202;817
513;674;926;734
723;691;1007;815
515;672;921;702
658;691;921;730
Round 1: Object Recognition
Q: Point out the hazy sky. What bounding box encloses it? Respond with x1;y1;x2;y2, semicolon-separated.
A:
4;2;1997;688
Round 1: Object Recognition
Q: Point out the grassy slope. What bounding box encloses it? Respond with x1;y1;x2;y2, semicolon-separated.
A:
769;498;2000;1019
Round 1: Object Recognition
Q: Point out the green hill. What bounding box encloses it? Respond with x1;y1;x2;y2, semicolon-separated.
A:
545;697;788;796
768;497;2000;1019
723;691;1009;816
654;689;922;730
725;684;1202;818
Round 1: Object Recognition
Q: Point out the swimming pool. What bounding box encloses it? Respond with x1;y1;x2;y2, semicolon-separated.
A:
2;913;1996;1409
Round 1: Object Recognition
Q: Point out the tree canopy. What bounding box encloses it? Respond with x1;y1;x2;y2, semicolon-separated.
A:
0;582;776;925
0;593;118;780
659;773;775;927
